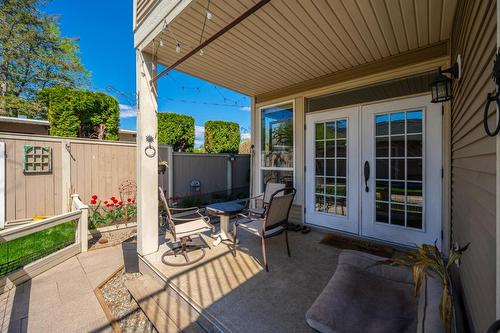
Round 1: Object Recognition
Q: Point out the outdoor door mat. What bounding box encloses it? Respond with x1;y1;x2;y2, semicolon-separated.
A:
320;233;394;258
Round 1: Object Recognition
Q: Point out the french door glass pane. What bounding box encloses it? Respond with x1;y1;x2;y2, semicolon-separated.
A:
261;104;293;168
314;119;348;216
374;110;423;229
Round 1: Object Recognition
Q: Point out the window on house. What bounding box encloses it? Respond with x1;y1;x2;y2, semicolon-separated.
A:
260;103;294;190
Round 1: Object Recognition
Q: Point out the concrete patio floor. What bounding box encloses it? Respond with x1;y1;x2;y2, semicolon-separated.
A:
144;229;341;333
0;243;138;333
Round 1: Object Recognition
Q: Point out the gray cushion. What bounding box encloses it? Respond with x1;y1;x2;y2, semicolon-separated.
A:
306;264;417;333
417;274;445;333
338;250;414;284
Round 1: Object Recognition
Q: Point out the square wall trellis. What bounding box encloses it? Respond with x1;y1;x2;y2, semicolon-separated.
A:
23;145;52;174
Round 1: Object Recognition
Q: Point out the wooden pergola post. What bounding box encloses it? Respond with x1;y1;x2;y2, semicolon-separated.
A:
136;50;159;256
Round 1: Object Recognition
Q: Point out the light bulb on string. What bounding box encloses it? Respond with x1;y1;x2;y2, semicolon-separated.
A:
199;49;204;56
176;43;181;53
206;10;213;20
159;39;164;47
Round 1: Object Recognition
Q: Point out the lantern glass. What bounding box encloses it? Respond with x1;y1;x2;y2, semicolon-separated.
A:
431;74;452;103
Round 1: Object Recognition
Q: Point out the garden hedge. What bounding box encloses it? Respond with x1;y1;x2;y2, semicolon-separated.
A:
157;112;195;152
38;86;119;140
204;120;240;154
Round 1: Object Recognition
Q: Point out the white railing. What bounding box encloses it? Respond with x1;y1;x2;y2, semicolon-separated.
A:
0;194;89;291
71;194;89;252
0;195;88;252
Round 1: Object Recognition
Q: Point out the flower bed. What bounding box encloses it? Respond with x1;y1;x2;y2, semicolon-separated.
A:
88;194;137;230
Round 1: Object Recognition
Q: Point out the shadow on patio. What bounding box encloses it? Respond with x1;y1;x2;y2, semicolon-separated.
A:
142;229;341;332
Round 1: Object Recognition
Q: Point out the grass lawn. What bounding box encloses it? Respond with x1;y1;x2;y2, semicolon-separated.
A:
0;222;76;276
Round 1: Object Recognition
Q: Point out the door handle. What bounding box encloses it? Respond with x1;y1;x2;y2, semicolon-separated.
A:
364;161;370;192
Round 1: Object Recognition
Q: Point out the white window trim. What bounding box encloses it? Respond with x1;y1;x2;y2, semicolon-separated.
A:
257;99;296;194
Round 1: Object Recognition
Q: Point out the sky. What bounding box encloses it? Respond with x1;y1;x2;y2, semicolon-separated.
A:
43;0;251;147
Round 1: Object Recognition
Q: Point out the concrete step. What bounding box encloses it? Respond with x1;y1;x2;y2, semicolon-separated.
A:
125;275;207;333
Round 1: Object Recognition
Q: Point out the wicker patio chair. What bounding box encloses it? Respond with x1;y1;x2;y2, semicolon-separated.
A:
158;187;214;266
233;188;296;272
246;182;286;218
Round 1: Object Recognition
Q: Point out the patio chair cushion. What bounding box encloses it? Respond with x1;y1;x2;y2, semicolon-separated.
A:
174;218;212;239
306;249;441;333
247;206;266;217
237;217;284;237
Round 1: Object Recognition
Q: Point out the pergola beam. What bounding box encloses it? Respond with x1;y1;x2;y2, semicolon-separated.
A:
150;0;271;84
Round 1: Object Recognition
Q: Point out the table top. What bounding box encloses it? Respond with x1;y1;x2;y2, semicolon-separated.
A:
206;202;245;216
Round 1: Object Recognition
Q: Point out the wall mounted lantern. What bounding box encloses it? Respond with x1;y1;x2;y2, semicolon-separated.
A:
431;58;460;103
430;58;461;103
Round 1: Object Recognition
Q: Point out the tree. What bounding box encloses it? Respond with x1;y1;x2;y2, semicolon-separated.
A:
0;0;88;118
157;113;195;152
205;121;240;154
39;86;119;140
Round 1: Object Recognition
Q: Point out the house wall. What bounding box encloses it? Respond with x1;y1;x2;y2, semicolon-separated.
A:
0;123;48;135
450;0;497;331
118;132;136;142
252;54;450;227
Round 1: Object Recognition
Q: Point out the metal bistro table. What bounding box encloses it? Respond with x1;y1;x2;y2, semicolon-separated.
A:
206;202;244;246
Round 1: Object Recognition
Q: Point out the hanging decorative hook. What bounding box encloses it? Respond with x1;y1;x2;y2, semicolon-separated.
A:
484;47;500;137
145;135;156;158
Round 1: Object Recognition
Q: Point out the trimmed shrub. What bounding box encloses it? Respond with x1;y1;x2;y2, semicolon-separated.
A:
38;86;119;140
204;121;240;154
157;112;195;152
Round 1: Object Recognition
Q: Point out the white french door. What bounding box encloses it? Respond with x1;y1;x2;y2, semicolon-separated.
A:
360;95;442;247
305;106;360;234
305;95;443;248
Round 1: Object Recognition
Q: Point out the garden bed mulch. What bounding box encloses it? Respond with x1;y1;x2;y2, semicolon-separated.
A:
95;266;157;333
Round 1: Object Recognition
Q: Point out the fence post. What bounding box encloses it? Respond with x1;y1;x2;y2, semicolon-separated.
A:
72;194;88;252
227;155;232;195
61;140;72;213
167;146;174;198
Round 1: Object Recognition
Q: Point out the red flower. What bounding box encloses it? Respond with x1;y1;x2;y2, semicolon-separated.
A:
91;195;98;200
110;196;117;202
90;199;97;205
103;200;108;205
131;198;135;203
127;198;132;203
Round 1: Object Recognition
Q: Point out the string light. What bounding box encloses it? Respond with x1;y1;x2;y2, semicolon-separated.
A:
176;43;181;53
159;39;164;47
206;10;213;20
199;49;204;56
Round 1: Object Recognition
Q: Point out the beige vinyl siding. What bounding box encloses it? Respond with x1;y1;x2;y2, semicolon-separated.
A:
450;0;497;331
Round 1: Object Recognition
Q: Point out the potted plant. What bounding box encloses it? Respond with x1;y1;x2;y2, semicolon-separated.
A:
382;242;469;333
